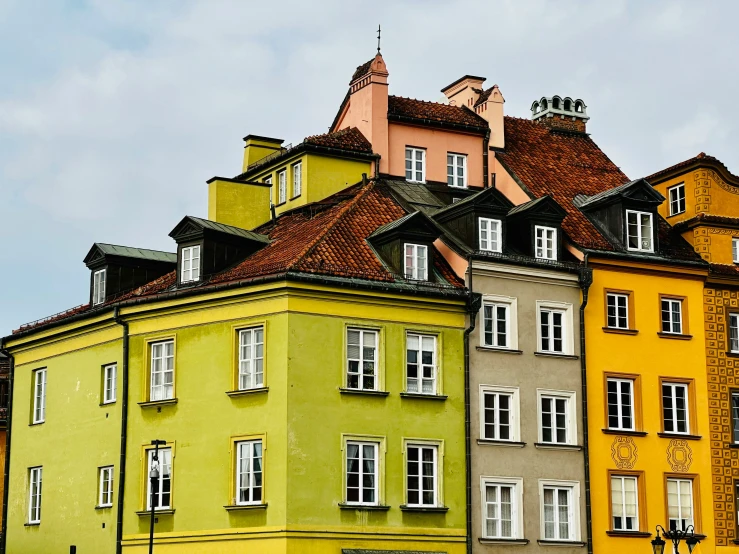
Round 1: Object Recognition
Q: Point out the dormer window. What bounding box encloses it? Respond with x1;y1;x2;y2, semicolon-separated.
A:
92;269;106;306
405;147;426;183
668;183;685;216
479;218;502;253
535;226;557;260
447;154;467;188
181;245;201;283
278;169;287;204
404;243;428;280
625;210;653;252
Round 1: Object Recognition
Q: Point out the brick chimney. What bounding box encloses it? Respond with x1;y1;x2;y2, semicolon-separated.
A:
531;96;589;133
441;75;486;109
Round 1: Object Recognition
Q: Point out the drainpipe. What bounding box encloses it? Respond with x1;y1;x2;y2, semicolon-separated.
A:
578;255;594;554
0;347;13;554
464;255;482;554
482;129;490;188
114;308;130;554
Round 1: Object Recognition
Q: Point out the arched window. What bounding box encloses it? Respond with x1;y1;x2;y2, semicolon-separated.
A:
564;99;572;111
532;102;540;114
552;97;561;109
540;98;548;110
575;101;583;113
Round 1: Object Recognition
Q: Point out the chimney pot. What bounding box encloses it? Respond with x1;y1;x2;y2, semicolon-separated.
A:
531;95;589;132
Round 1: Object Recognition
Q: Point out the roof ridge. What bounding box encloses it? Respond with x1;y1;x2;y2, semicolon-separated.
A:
94;242;173;254
390;94;455;107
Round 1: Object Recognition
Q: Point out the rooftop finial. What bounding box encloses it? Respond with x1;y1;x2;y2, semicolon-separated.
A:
377;24;381;54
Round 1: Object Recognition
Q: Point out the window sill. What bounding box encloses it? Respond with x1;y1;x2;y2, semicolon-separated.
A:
338;503;390;511
275;201;286;207
657;432;702;440
226;387;269;398
24;522;40;527
605;530;652;538
399;504;448;513
224;503;267;511
534;443;583;451
478;538;529;545
657;332;692;340
535;352;579;360
400;392;447;401
95;505;113;511
727;351;739;358
601;429;647;437
602;327;639;335
99;401;116;407
289;195;301;201
135;509;175;517
477;439;526;448
138;398;178;408
338;388;389;397
537;540;586;547
476;346;523;355
29;421;45;426
729;443;739;449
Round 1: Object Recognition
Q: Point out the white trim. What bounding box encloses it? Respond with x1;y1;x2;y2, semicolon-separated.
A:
733;237;739;264
32;368;46;424
538;479;581;541
405;442;439;507
150;340;174;401
98;466;114;507
606;378;635;431
180;245;201;283
146;447;172;511
93;268;106;306
480;294;518;350
447;153;467;188
666;477;694;531
292;162;302;197
606;292;629;330
405;333;437;395
536;389;577;445
405;147;426;183
235;439;263;506
662;382;690;435
404;243;428;281
277;169;287;204
28;466;42;524
479;218;502;253
536;300;574;355
660;298;683;334
479;385;520;442
625;209;654;252
346;328;379;391
668;183;686;216
238;327;264;390
102;363;117;404
535;225;557;261
730;313;739;353
480;475;524;540
610;474;639;531
345;440;380;506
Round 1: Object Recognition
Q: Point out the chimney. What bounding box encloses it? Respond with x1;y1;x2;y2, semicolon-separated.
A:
241;135;284;173
531;96;589;133
474;85;505;149
441;75;486;109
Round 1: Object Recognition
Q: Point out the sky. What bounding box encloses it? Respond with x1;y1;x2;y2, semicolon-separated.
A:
0;0;737;336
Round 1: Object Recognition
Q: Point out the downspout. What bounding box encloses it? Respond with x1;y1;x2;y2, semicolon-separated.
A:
0;347;14;554
114;307;129;554
578;255;594;554
464;255;482;554
482;129;490;188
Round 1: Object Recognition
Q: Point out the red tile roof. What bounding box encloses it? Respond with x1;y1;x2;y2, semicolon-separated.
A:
672;213;739;231
388;96;489;130
498;116;630;250
304;127;372;153
351;59;373;82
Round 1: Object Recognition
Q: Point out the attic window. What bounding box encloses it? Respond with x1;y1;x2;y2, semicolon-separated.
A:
535;226;557;261
93;269;106;306
181;245;201;283
479;218;502;253
625;210;653;252
404;243;428;280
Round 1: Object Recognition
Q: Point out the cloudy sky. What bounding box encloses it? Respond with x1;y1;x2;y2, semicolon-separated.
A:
0;0;736;335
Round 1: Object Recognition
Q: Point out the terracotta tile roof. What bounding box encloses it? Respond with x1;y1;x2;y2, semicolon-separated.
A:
498;116;630;250
388;95;489;130
303;127;372;153
672;213;739;232
351;59;373;82
709;263;739;278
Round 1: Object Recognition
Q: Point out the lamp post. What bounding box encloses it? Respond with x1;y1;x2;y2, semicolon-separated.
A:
148;440;167;554
651;525;700;554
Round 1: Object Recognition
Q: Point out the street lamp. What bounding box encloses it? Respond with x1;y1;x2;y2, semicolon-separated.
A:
148;440;167;554
651;525;700;554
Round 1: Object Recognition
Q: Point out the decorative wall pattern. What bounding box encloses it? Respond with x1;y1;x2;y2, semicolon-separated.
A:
610;436;638;469
666;439;693;472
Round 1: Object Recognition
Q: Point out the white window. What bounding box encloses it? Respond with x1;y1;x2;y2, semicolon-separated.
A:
483;303;509;348
146;448;172;510
405;147;425;183
667;478;694;531
103;363;117;404
535;226;557;260
540;482;579;541
606;293;629;329
236;440;263;505
346;329;377;391
406;334;436;394
180;245;201;283
611;475;639;531
28;467;42;524
278;169;286;204
480;386;520;442
668;183;686;216
661;298;683;334
539;308;565;353
93;269;106;306
733;238;739;263
150;341;174;401
626;210;653;252
479;218;502;253
346;441;378;505
662;382;689;434
406;444;438;507
98;466;114;507
264;176;272;204
32;368;46;424
481;477;523;539
238;327;264;390
404;243;428;281
730;313;739;353
606;378;635;431
292;162;302;197
538;390;576;445
447;153;467;188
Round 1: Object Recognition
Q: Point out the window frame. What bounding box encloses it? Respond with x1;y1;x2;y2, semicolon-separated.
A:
344;440;380;507
405;147;426;183
480;476;524;540
605;290;632;330
277;169;287;205
732;390;739;444
405;332;438;395
625;209;654;253
479;217;502;253
660;379;691;435
665;475;698;533
659;295;687;336
404;243;428;281
341;434;386;508
481;295;518;350
733;237;739;264
534;225;558;261
730;313;739;352
180;244;201;283
292;161;302;198
28;466;42;524
667;183;686;217
237;326;265;391
604;373;641;432
536;300;574;355
235;438;264;506
608;470;646;532
93;268;106;306
447;152;467;188
102;363;117;405
480;385;521;442
536;389;577;446
345;327;380;392
32;368;47;425
98;465;114;508
403;439;443;508
147;339;175;402
144;445;173;511
538;479;581;542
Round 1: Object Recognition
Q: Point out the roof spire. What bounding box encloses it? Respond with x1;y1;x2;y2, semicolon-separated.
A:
377;24;381;54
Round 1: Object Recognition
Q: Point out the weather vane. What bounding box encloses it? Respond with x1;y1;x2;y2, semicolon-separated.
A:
377;24;381;54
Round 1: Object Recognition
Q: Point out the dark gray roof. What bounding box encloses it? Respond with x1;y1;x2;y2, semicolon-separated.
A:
506;196;550;216
385;179;444;214
575;178;646;209
186;216;271;243
369;212;420;238
93;243;177;263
